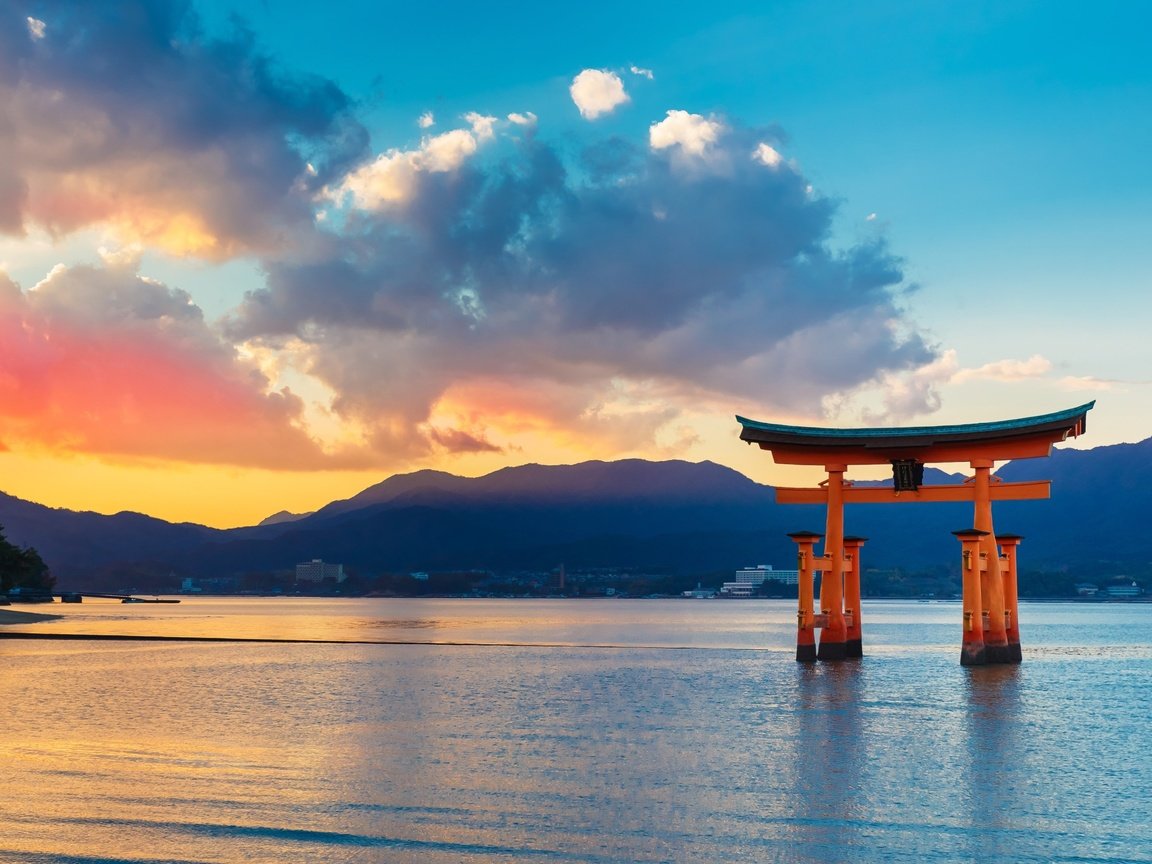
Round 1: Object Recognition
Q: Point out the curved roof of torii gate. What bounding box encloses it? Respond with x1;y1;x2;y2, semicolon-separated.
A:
736;401;1095;466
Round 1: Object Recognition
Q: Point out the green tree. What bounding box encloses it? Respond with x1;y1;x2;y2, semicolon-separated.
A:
0;524;55;593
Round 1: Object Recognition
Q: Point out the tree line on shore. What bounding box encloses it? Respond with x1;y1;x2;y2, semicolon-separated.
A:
0;524;54;595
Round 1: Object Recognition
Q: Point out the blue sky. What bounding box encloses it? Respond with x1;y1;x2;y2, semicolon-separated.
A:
206;0;1151;380
0;0;1147;524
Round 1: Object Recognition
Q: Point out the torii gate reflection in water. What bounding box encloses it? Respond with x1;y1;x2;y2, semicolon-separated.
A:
736;402;1094;666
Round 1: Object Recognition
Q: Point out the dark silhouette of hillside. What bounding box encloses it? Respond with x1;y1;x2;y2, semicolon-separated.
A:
2;442;1147;589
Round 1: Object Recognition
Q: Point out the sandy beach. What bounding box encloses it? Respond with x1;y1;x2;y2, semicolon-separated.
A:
0;608;62;625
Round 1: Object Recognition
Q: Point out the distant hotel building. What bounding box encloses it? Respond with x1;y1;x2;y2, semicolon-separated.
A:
295;559;346;583
1104;582;1142;598
720;564;799;597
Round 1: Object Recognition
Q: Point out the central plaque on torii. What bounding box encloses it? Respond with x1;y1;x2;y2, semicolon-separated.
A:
735;402;1094;666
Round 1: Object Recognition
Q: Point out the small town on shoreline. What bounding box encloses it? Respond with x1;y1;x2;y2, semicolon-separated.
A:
3;553;1145;604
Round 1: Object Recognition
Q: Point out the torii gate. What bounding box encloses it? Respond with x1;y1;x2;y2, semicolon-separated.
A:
735;402;1094;666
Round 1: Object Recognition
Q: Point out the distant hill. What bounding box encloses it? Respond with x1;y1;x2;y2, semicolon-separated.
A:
257;510;315;526
2;442;1149;588
188;459;793;577
0;491;219;582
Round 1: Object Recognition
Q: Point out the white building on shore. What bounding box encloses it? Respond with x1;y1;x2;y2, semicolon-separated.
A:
720;564;799;597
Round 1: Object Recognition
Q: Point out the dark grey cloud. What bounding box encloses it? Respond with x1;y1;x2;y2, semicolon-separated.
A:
227;119;937;452
1;0;367;255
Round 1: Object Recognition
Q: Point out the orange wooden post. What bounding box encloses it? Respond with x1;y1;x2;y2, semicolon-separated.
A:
789;531;823;662
971;460;1011;663
817;465;848;661
953;529;988;666
997;534;1024;663
843;536;866;658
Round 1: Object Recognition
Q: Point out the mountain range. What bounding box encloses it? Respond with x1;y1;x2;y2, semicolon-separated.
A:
2;436;1150;589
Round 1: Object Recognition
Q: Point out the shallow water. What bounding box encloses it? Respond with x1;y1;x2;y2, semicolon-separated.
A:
1;598;1150;863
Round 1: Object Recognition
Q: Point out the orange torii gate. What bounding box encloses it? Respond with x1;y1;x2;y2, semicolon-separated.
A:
736;402;1094;666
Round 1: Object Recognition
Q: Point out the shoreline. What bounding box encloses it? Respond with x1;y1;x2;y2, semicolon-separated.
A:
0;609;62;625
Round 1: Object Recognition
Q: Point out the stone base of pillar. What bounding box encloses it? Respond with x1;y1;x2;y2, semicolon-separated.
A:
796;640;817;662
817;639;847;661
1006;641;1022;663
844;638;863;658
960;641;987;666
983;640;1015;664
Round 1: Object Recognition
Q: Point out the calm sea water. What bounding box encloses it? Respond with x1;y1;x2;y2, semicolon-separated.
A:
1;598;1150;864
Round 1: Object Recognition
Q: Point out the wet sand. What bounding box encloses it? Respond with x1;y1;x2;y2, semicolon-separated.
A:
0;608;61;625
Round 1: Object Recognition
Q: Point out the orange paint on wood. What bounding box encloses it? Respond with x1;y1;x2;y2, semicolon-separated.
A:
789;532;822;662
843;536;865;658
972;463;1011;663
954;529;988;666
774;480;1050;505
816;467;848;661
997;535;1024;663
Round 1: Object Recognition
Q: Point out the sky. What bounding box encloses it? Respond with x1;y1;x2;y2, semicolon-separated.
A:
1;0;1149;527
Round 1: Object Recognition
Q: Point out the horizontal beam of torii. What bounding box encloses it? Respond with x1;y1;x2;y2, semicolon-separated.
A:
774;479;1050;505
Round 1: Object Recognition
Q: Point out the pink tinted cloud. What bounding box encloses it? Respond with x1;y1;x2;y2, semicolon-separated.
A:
0;266;341;468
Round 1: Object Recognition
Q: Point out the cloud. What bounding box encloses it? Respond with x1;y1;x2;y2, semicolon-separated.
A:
753;142;783;168
953;353;1052;382
464;112;497;140
841;350;1065;424
570;69;630;119
0;1;367;258
0;261;346;468
227;118;935;461
418;111;435;129
629;65;654;80
0;8;943;469
426;427;502;454
650;110;726;159
1058;375;1119;391
334;123;491;209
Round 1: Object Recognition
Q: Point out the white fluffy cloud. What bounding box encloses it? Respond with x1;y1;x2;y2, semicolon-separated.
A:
338;127;482;208
418;111;435;129
649;110;726;157
464;112;497;140
753;142;783;167
570;69;630;120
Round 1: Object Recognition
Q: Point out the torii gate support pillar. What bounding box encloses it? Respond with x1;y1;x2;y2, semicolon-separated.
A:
788;531;822;663
843;536;867;658
997;534;1024;663
953;529;989;666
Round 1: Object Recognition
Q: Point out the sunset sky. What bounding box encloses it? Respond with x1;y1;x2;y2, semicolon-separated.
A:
1;1;1148;527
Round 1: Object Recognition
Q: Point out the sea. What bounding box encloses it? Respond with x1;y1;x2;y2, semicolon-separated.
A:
1;598;1150;864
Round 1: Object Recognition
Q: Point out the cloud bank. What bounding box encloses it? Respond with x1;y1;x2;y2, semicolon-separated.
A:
228;114;933;460
0;260;338;467
0;2;940;469
0;1;366;257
